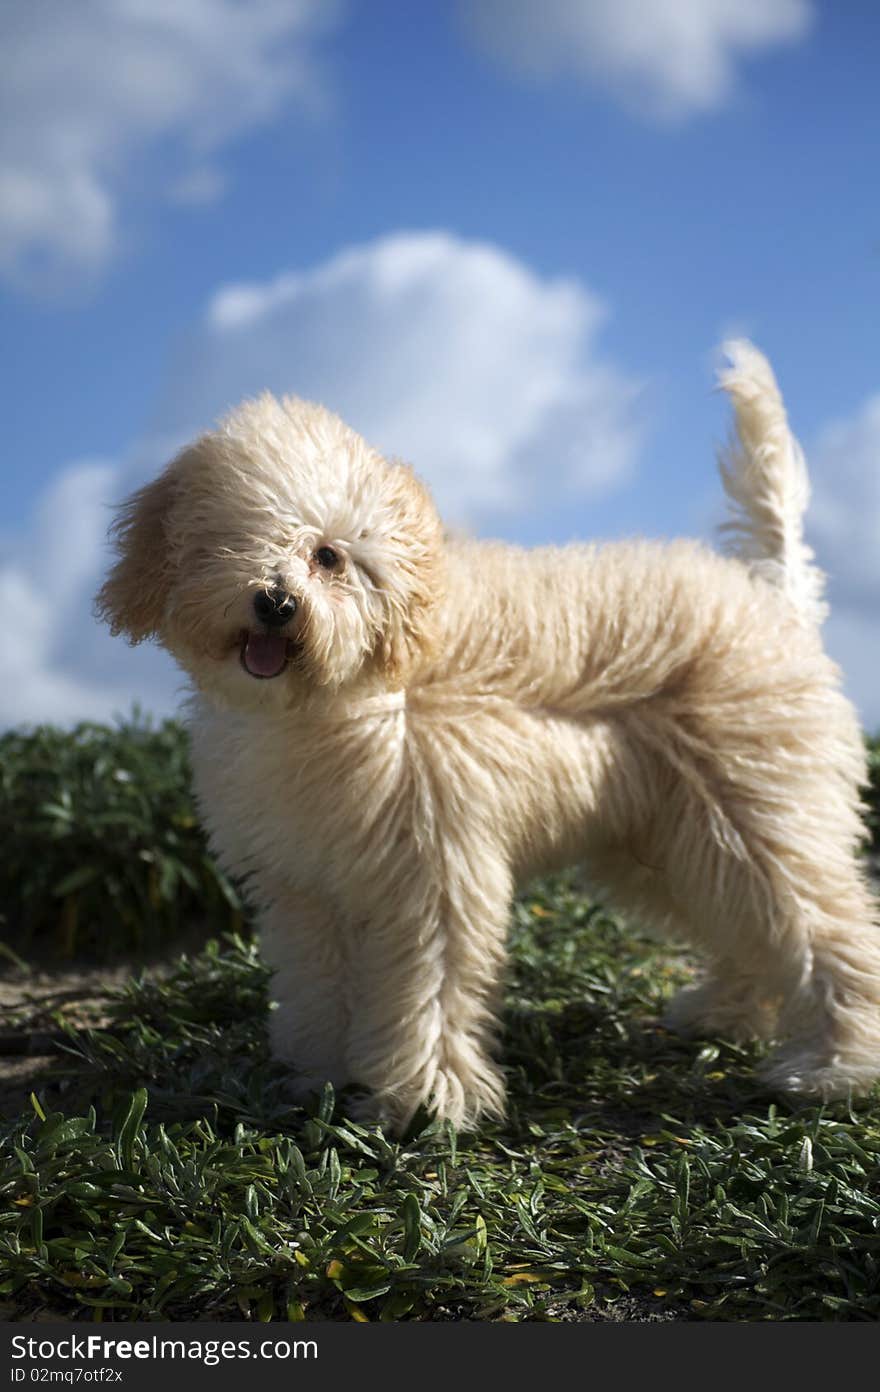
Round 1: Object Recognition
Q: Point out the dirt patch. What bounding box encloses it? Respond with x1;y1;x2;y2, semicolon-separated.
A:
0;935;206;1120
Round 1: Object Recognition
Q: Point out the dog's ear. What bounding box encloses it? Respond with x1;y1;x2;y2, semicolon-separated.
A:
375;464;445;683
94;459;183;644
378;589;441;684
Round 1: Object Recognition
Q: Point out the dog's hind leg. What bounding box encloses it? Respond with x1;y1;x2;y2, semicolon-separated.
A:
758;874;880;1099
664;956;779;1043
676;860;880;1100
586;825;782;1045
605;707;880;1097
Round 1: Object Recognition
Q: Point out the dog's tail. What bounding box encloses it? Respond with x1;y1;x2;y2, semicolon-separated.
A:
716;339;827;625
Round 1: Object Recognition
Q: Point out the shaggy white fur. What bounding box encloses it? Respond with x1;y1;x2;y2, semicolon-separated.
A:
96;340;880;1131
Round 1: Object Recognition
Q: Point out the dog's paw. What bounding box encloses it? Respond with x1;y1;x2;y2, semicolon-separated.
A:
665;981;777;1043
346;1064;507;1137
760;1045;880;1100
278;1071;343;1106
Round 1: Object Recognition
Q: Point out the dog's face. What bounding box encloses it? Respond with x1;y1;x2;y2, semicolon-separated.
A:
96;395;444;708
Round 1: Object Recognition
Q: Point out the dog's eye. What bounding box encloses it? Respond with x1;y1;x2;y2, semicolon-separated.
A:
315;546;340;570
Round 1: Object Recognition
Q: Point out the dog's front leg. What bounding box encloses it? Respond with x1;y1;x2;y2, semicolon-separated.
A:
259;887;351;1100
343;847;512;1133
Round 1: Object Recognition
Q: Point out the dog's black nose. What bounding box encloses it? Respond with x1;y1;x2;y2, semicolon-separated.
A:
253;585;297;627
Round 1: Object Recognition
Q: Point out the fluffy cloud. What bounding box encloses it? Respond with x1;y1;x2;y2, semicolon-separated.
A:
459;0;813;122
173;231;645;521
0;463;181;726
808;396;880;613
822;609;880;738
0;232;643;727
806;395;880;731
0;0;340;293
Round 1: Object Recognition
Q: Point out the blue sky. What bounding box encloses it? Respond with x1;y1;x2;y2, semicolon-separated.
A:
1;0;878;728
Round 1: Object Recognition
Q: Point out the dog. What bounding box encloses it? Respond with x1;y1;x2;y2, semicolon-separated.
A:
96;340;880;1131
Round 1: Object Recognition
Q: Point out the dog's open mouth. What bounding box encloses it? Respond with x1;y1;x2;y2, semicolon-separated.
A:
239;630;298;679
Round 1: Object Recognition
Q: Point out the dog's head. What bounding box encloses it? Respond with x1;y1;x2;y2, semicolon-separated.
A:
95;395;444;707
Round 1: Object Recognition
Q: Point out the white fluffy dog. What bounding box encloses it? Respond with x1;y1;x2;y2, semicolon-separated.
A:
97;341;880;1131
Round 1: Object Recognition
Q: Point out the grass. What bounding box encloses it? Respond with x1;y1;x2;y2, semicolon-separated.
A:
1;725;879;1321
866;736;880;853
0;716;242;958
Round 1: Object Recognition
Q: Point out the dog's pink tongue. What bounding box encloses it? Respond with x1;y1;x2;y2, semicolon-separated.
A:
243;632;288;678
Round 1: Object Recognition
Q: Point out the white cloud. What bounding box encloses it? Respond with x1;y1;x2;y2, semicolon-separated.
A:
177;231;645;522
808;396;880;613
823;610;880;738
459;0;813;122
805;395;880;731
0;0;341;293
167;165;228;207
0;462;181;727
0;231;643;727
